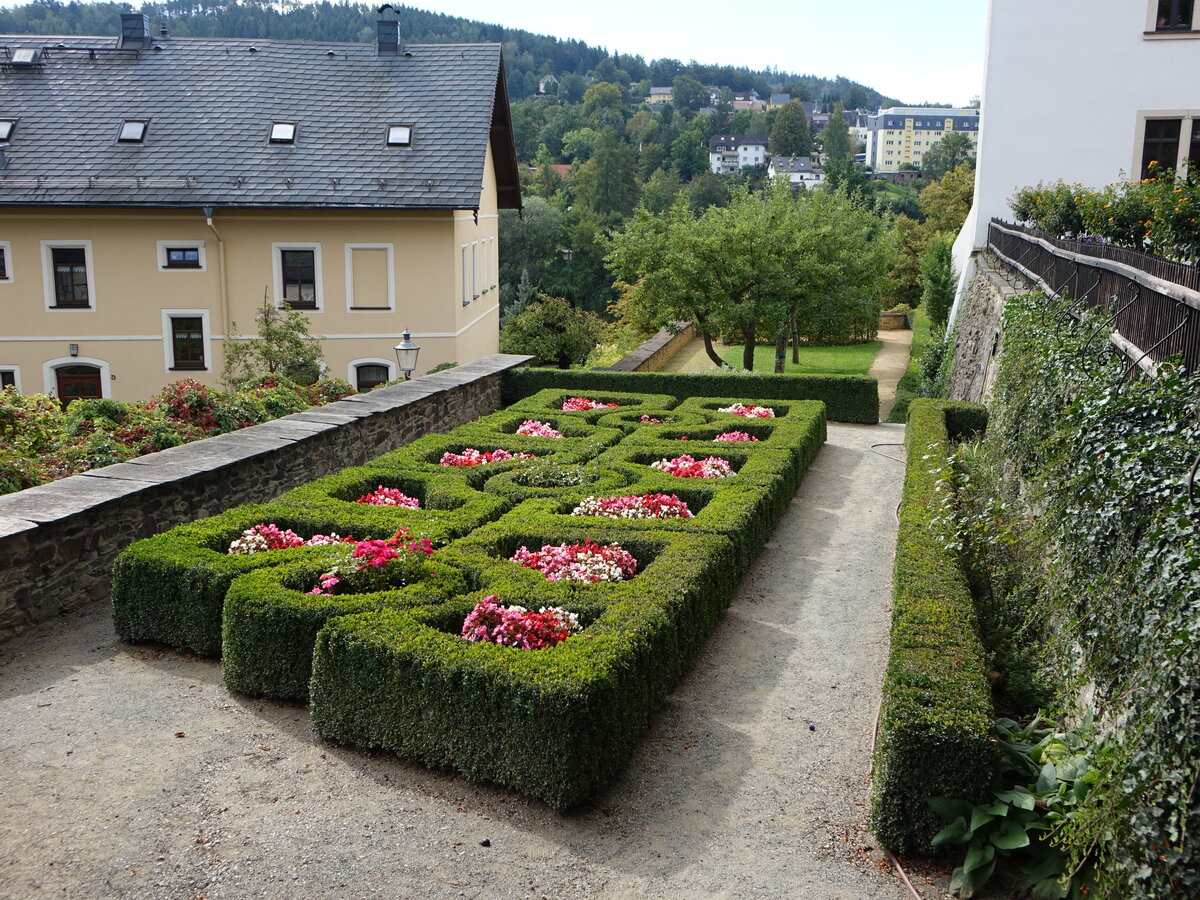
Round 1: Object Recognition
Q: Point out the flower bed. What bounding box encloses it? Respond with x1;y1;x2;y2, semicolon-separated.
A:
571;493;693;520
717;403;775;418
439;448;536;466
461;596;581;649
356;486;421;507
115;387;830;808
650;454;735;479
510;540;638;583
514;420;563;438
562;397;619;411
713;431;759;443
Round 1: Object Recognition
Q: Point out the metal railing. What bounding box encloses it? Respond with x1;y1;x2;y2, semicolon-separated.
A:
987;219;1200;372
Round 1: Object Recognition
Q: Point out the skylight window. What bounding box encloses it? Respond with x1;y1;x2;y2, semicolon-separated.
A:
386;125;412;147
118;120;147;143
0;120;14;142
10;48;41;66
270;122;296;144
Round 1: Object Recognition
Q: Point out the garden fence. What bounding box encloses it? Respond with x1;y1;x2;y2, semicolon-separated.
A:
987;218;1200;372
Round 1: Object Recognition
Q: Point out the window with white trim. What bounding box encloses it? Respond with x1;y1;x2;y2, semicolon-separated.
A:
0;241;11;282
0;368;17;391
460;244;469;305
354;362;391;391
472;241;480;300
1138;113;1200;177
273;243;322;310
41;241;95;310
161;309;211;372
157;241;207;271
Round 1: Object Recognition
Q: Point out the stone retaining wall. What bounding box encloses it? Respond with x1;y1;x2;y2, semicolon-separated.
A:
948;253;1033;402
607;323;695;372
0;354;532;643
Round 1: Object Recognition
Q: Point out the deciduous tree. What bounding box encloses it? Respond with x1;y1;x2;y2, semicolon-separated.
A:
769;100;812;158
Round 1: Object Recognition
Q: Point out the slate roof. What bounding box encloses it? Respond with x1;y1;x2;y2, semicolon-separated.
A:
770;156;821;174
708;134;769;152
0;34;521;210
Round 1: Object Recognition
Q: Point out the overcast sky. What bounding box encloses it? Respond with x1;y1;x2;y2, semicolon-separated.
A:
0;0;990;106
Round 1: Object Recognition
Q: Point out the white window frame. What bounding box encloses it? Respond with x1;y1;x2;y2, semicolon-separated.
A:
272;242;323;311
343;243;396;311
1145;0;1200;35
0;366;21;392
41;240;96;312
0;240;12;283
347;357;396;391
472;240;480;300
156;240;207;272
1133;109;1200;177
42;356;111;399
489;237;498;290
160;308;213;373
460;244;470;306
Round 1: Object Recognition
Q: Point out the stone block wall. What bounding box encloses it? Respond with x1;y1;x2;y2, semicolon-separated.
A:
607;323;695;372
0;354;532;643
948;254;1033;403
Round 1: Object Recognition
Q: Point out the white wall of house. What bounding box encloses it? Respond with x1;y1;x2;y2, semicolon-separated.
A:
952;0;1200;319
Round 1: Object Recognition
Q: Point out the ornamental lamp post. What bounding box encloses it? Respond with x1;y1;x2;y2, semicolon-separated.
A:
393;329;420;381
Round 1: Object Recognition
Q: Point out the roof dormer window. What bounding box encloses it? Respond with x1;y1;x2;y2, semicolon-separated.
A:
118;119;147;143
0;120;14;142
386;125;412;146
269;122;296;144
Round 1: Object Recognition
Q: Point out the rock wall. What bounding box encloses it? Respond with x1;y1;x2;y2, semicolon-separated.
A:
607;323;695;372
0;354;532;643
948;253;1034;403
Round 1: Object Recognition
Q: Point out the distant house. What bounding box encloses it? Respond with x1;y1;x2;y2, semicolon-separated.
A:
0;13;521;400
768;156;825;188
709;134;770;174
537;73;559;94
731;90;767;112
865;106;980;173
768;93;791;109
647;86;674;104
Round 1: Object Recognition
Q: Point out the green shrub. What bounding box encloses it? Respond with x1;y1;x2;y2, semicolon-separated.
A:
222;557;465;700
310;526;742;810
502;369;878;423
871;399;996;854
111;503;373;656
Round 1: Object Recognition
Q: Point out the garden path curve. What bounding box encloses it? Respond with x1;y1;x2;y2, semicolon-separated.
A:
0;422;933;899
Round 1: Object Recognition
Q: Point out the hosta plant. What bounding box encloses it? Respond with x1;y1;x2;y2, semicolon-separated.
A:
929;715;1097;899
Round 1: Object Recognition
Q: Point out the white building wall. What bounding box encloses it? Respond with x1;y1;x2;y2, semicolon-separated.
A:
952;0;1200;320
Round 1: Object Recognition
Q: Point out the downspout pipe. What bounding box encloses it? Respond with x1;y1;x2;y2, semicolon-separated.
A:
202;206;231;351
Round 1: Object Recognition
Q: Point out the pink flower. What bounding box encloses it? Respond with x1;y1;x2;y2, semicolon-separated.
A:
515;420;564;438
650;454;735;479
356;486;420;507
307;529;435;595
228;523;353;555
561;397;619;411
571;493;693;519
713;431;759;442
439;448;536;466
461;596;582;650
717;403;775;418
510;540;638;583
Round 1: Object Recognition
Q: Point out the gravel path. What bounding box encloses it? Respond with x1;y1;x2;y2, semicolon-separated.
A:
0;423;929;900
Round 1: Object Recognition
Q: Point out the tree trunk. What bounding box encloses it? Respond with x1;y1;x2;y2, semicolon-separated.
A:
774;328;788;374
741;321;756;371
695;315;726;367
791;310;800;364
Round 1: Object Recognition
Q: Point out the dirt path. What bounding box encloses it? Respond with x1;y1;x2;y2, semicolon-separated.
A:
869;330;915;422
0;423;932;900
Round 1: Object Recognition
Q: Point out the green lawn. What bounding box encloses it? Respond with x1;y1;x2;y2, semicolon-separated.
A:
719;341;882;376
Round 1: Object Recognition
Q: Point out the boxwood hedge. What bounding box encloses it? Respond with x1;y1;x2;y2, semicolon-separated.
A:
115;387;830;809
870;399;995;853
502;368;878;424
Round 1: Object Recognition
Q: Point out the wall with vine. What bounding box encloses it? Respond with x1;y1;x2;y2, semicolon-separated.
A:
972;289;1200;896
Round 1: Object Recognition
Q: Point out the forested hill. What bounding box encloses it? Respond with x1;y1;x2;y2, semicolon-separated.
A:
0;0;898;106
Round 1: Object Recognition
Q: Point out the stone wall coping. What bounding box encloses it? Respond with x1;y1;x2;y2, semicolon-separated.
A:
608;323;694;372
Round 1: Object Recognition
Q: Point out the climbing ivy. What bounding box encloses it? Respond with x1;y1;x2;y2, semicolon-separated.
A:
974;290;1200;897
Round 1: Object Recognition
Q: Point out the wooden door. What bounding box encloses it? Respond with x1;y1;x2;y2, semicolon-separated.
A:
55;365;102;408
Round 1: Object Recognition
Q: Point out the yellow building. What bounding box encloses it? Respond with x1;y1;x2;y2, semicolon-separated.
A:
866;106;980;173
0;15;521;401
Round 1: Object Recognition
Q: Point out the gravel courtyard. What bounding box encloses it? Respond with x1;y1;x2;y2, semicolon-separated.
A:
0;422;945;900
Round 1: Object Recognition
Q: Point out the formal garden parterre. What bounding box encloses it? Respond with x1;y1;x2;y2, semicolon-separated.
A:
113;387;827;809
